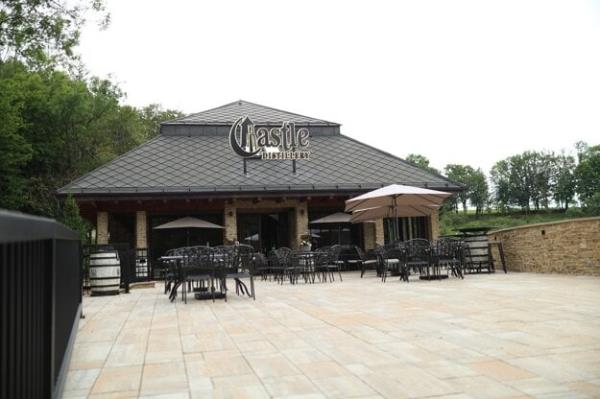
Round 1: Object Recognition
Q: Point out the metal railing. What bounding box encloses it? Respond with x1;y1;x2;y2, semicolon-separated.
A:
0;210;82;399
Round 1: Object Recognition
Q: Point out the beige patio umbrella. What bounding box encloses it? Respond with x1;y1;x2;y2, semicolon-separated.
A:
350;204;440;223
153;216;224;246
345;184;451;213
310;212;352;244
310;212;352;224
345;184;450;240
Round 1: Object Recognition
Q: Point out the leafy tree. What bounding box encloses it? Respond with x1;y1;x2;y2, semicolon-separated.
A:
0;60;181;218
469;168;489;216
444;164;474;212
552;154;576;210
60;194;90;241
575;144;600;204
406;153;440;175
138;104;183;141
0;63;32;208
0;0;108;68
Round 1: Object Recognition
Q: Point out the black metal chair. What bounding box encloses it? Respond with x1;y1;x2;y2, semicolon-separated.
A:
182;246;217;303
225;244;256;300
327;245;344;282
253;252;270;280
347;246;379;278
433;238;463;279
381;246;406;282
403;239;433;279
270;247;295;284
314;246;333;283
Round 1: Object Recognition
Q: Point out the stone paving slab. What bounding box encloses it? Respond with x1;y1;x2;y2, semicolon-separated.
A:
65;272;600;398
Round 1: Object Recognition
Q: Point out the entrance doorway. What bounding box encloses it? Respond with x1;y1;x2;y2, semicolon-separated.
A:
237;212;290;253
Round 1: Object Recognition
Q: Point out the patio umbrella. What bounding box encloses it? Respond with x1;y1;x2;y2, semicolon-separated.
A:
153;216;224;246
345;184;450;240
345;184;451;213
350;204;440;223
310;212;352;224
310;212;352;244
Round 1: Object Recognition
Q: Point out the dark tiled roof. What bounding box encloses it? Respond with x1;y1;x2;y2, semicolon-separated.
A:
59;135;463;195
163;100;338;126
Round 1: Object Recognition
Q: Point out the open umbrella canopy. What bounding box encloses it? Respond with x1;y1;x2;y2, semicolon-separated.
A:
345;184;451;213
153;216;224;230
310;212;352;224
350;204;440;223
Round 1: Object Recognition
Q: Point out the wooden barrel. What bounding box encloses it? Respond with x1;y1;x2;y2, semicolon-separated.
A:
89;251;121;296
463;234;489;271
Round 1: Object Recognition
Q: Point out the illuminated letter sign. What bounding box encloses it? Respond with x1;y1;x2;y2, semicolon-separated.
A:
229;116;311;160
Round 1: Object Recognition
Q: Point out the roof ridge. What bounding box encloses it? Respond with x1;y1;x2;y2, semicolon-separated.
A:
161;100;243;124
161;99;340;126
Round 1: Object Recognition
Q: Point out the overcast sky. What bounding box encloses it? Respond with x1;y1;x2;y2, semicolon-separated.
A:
79;0;600;173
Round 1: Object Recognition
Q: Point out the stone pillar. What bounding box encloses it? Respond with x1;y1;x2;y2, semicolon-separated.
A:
224;202;237;244
135;211;147;249
363;222;376;250
97;211;109;245
293;202;309;250
429;209;440;240
374;218;385;246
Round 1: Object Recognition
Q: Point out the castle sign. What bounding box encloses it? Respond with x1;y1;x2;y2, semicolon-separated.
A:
229;116;311;160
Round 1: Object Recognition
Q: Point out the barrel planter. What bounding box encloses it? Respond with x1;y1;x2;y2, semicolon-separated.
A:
89;251;121;296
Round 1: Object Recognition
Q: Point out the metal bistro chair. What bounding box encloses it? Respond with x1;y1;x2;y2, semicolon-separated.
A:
313;247;334;283
347;246;379;278
381;245;407;282
253;252;270;281
326;245;344;282
225;244;256;300
182;246;217;303
403;239;433;279
270;247;294;284
433;238;464;279
164;247;186;300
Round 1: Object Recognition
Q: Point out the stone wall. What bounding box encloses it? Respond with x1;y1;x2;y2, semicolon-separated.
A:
489;217;600;276
135;211;147;249
363;222;376;250
97;211;109;245
429;209;440;240
223;202;237;243
374;219;385;246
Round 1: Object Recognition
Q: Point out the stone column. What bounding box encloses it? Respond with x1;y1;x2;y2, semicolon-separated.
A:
223;202;237;244
363;222;376;250
429;209;440;240
97;211;109;245
135;211;147;249
374;218;385;246
293;202;309;250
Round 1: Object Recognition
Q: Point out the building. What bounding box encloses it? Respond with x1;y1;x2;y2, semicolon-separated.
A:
59;100;462;261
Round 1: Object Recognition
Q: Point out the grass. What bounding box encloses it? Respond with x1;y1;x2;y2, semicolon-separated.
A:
439;208;589;236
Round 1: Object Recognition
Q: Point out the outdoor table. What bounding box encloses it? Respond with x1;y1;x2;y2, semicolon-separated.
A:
293;251;318;283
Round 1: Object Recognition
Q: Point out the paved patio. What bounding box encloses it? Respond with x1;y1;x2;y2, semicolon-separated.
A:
64;272;600;399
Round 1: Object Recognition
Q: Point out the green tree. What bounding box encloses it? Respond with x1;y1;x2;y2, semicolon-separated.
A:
0;63;32;208
575;144;600;206
552;154;576;210
406;153;440;175
444;164;474;212
469;168;489;216
0;0;108;68
60;194;90;241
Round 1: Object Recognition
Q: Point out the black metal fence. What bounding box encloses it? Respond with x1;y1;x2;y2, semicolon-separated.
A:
0;210;82;399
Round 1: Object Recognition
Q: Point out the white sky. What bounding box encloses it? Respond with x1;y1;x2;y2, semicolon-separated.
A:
79;0;600;173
